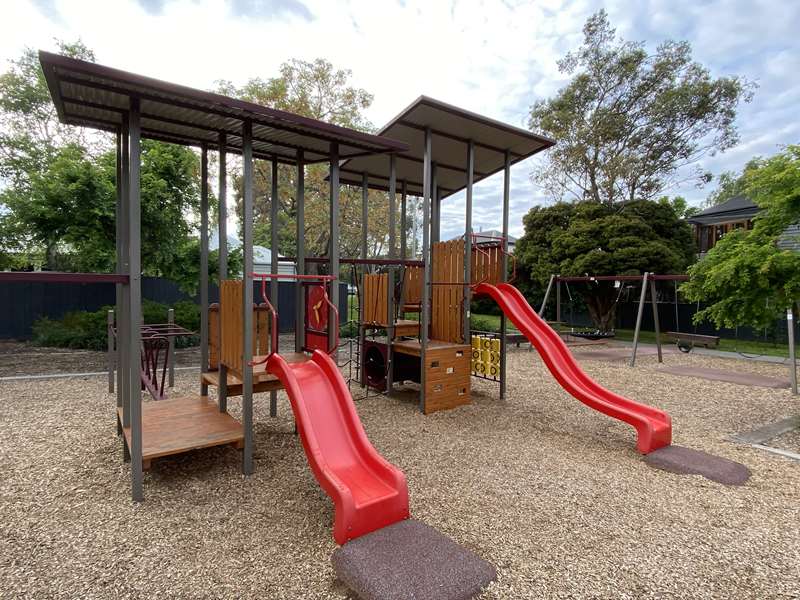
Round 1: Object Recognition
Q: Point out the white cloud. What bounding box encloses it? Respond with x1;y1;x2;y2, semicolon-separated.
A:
2;0;798;243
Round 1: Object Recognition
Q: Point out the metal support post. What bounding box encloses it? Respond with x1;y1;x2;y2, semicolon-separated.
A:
295;150;305;353
167;308;175;387
218;132;228;281
539;274;555;317
361;172;369;263
120;118;130;428
630;272;649;367
499;150;510;399
464;140;474;343
789;306;797;395
107;309;115;393
555;277;561;324
269;157;279;417
241;119;255;475
649;277;662;363
420;128;432;412
329;143;340;360
387;155;397;393
218;133;228;412
400;180;407;260
200;144;209;396
127;97;144;502
430;163;439;244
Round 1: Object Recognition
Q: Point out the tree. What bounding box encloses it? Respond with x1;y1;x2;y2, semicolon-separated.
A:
0;42;228;292
704;157;762;206
682;146;800;329
220;58;397;265
528;10;754;206
0;41;97;191
515;199;695;331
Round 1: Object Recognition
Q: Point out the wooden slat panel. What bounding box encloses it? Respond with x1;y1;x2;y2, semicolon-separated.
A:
208;303;220;370
431;240;465;343
363;273;389;326
220;279;243;374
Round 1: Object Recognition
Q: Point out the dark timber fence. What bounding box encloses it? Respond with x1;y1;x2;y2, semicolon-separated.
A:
0;277;346;340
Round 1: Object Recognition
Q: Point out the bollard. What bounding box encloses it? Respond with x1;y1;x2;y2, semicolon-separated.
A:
107;309;115;393
168;308;175;388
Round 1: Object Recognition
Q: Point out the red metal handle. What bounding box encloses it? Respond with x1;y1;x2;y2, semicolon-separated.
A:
320;283;340;355
249;278;279;366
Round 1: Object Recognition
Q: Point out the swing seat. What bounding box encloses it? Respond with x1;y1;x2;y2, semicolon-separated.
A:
665;331;720;352
571;330;616;341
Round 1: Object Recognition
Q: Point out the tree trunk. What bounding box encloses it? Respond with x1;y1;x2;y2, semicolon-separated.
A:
582;287;617;332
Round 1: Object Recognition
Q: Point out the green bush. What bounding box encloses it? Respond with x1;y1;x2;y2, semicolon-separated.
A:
470;315;498;333
32;300;201;350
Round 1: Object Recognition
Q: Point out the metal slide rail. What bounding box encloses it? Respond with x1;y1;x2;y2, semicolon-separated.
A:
249;273;340;366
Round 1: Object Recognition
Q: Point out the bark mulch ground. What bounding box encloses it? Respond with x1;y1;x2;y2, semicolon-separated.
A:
1;344;798;598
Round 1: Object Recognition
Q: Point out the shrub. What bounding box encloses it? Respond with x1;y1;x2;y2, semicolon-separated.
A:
470;315;498;333
32;300;201;350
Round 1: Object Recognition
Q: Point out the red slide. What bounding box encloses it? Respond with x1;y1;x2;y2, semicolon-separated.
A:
266;350;409;545
474;282;671;454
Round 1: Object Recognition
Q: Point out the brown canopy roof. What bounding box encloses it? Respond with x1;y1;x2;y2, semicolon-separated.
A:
338;96;555;197
39;51;408;165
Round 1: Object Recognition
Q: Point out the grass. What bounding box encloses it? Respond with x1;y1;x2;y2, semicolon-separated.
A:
471;313;791;358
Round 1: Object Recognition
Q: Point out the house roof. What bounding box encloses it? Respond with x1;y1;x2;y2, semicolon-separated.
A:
38;51;409;166
449;229;517;244
337;96;555;198
687;194;759;226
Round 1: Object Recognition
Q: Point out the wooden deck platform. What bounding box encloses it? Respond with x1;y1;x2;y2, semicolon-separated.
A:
118;396;243;469
202;352;309;396
392;339;466;357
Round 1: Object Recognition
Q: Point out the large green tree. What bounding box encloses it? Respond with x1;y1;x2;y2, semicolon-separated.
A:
528;10;754;206
683;146;800;329
516;199;695;331
0;42;235;292
219;58;399;265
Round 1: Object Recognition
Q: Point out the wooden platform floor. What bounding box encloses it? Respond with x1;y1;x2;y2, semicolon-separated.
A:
203;352;309;395
118;396;243;469
392;339;468;357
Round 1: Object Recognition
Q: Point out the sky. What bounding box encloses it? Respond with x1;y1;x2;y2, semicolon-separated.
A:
2;0;799;241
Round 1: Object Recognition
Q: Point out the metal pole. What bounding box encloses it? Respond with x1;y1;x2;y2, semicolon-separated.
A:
500;150;510;399
241;119;255;476
400;180;407;260
107;309;115;393
539;274;555;317
788;306;797;395
464;140;474;343
649;277;662;363
167;308;175;387
217;133;228;412
295;150;305;353
361;172;369;263
329;142;340;360
555;277;561;324
630;272;649;367
420;128;432;413
114;130;121;404
430;164;439;244
218;132;228;281
128;96;143;502
120;117;130;430
200;144;209;397
387;155;397;393
269;157;279;417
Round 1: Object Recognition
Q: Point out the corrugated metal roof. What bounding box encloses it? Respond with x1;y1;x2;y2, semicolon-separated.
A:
338;96;554;198
39;51;409;164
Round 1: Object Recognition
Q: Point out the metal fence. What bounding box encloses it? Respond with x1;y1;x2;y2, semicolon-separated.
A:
0;276;347;340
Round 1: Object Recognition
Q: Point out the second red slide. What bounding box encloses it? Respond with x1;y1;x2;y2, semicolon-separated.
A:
267;350;409;545
474;282;672;454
